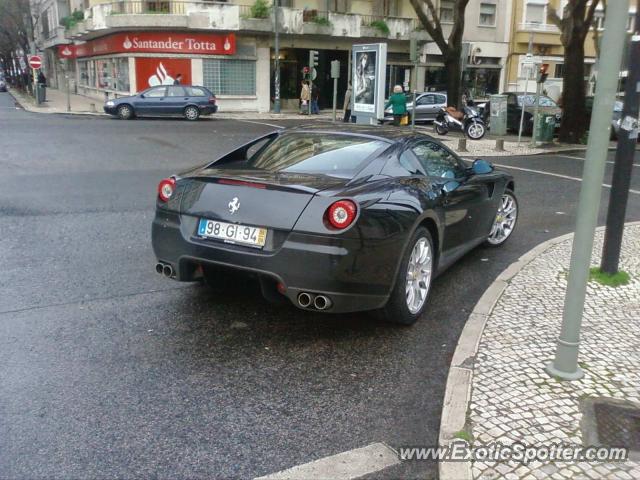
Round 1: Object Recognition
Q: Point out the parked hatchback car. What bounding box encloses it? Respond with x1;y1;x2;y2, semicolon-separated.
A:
384;92;448;123
0;78;7;92
104;85;217;120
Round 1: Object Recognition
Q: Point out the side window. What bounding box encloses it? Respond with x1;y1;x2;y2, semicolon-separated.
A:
507;95;517;105
435;94;447;104
411;142;465;179
398;150;421;175
145;87;167;98
185;86;207;97
419;95;435;105
167;86;186;97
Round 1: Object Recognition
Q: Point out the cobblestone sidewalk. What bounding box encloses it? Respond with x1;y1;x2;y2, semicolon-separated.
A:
446;224;640;479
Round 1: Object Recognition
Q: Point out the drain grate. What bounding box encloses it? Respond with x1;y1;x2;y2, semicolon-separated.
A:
594;402;640;450
582;398;640;459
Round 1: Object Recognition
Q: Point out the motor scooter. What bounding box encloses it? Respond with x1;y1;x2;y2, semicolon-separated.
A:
434;105;487;140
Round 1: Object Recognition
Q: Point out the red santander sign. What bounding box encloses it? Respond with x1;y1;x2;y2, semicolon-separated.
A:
74;32;236;58
58;44;76;59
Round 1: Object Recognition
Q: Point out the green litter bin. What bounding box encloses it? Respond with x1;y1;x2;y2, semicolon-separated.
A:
535;113;556;143
36;83;46;103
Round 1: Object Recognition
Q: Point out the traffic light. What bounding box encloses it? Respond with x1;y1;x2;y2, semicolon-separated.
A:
309;50;319;69
537;63;549;83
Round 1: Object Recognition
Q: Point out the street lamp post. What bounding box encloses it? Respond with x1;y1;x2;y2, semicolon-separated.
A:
600;3;640;274
273;0;281;114
545;2;630;381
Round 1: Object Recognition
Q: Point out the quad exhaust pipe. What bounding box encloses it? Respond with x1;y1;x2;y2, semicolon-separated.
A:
314;295;331;311
297;292;312;308
155;262;174;278
297;292;332;310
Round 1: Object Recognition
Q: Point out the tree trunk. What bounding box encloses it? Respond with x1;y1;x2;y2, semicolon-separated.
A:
559;36;587;143
444;49;462;108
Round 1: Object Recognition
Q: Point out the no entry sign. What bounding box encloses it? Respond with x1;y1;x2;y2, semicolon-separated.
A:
28;55;42;69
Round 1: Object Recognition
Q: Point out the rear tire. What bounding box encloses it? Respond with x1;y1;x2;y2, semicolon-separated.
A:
377;227;434;326
117;104;133;120
435;124;448;135
184;105;200;121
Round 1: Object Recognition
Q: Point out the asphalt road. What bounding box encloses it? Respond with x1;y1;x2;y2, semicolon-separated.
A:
1;92;639;479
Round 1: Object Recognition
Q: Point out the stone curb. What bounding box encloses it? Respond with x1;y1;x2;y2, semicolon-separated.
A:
7;88;105;116
438;221;640;480
7;90;334;120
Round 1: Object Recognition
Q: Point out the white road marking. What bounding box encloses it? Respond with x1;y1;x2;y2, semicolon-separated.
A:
254;443;400;480
493;163;640;195
558;154;587;160
236;119;286;129
557;154;640;167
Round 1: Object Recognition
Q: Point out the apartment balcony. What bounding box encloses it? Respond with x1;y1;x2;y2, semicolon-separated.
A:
66;1;429;42
40;26;69;48
515;22;562;47
517;22;559;33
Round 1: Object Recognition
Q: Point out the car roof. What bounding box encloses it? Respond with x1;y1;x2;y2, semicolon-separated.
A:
286;124;436;143
506;92;551;97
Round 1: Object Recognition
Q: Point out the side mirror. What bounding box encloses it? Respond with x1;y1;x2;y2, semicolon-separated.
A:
442;180;460;194
139;94;145;98
472;159;494;175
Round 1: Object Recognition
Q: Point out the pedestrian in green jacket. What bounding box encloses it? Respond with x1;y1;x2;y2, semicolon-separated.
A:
385;85;407;126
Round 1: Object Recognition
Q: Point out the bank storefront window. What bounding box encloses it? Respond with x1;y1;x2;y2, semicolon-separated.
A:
203;59;256;95
95;58;130;92
79;60;96;88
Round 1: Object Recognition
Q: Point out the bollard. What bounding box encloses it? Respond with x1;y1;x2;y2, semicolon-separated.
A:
457;137;468;153
495;138;505;152
90;103;96;113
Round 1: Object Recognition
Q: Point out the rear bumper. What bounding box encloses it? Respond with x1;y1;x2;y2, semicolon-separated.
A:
151;210;394;313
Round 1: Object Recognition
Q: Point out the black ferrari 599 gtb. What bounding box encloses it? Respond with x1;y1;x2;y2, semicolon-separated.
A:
152;125;517;325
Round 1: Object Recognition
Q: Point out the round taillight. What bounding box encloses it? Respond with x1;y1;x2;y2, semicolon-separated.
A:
158;178;176;202
326;200;357;229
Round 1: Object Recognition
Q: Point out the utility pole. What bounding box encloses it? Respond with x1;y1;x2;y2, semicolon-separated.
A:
330;60;340;122
518;33;534;146
600;3;640;274
65;60;71;112
410;37;418;130
273;0;281;113
530;63;549;147
545;2;630;381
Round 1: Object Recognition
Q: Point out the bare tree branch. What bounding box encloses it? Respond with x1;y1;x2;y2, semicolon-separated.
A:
409;0;447;53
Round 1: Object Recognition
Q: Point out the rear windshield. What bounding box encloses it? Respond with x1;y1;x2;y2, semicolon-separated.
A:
246;133;388;178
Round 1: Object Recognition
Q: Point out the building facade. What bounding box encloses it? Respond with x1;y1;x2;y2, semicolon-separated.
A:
29;0;514;110
32;0;591;111
504;0;636;100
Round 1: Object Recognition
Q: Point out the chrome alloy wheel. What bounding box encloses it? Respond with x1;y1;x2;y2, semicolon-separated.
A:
184;106;199;120
405;237;433;314
487;192;518;245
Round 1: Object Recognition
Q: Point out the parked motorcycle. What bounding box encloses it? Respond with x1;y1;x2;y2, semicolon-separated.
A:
434;105;487;140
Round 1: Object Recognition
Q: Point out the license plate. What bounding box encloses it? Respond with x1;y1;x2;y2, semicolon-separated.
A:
197;218;267;247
